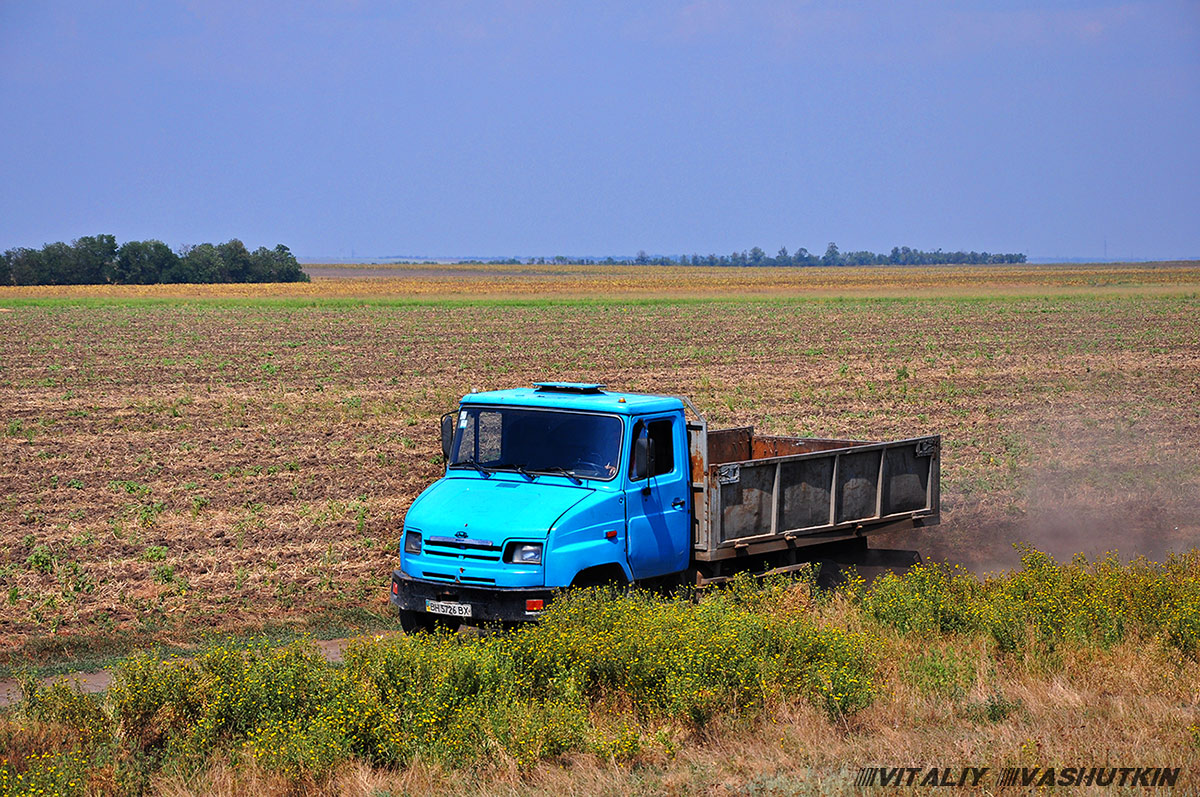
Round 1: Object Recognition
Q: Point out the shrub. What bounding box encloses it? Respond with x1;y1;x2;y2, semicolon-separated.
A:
244;713;349;777
859;560;981;634
855;546;1200;656
16;585;878;781
510;580;875;723
19;679;109;745
107;654;199;752
0;747;91;797
1164;581;1200;656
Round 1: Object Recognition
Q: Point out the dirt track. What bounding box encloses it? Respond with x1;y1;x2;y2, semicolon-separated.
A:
0;637;362;708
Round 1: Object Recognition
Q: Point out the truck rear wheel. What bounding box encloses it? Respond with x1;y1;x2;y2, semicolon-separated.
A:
814;559;848;591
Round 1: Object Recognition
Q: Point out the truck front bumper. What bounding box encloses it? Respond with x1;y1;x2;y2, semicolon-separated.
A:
389;570;555;624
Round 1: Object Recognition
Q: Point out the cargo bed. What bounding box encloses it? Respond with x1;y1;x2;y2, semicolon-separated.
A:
685;421;940;562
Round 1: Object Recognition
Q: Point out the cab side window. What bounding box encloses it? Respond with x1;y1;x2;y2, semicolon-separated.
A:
629;418;675;479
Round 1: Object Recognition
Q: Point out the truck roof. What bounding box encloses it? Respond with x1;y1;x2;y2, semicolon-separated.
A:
460;383;685;415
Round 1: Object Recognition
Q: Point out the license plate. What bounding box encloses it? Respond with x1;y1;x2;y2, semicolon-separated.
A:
425;600;472;618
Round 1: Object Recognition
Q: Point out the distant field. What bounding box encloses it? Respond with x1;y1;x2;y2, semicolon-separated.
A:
0;262;1198;660
1;260;1199;301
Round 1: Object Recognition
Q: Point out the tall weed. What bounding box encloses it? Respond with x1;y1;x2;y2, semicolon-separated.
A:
858;546;1200;655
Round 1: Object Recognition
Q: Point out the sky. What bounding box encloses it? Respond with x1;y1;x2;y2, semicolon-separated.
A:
1;1;1198;261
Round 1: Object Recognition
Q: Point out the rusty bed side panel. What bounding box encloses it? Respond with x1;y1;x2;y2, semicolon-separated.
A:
687;421;709;549
689;432;707;485
749;435;869;459
708;428;871;464
707;427;752;465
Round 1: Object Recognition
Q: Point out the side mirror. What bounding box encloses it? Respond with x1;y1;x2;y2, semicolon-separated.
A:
440;412;455;462
632;436;649;481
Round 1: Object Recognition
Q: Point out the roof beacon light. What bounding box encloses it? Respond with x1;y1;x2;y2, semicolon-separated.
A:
532;382;606;394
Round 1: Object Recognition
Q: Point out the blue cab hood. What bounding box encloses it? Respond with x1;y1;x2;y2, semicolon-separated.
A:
405;475;592;541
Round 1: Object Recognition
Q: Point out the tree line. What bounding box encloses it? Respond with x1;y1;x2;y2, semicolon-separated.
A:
0;235;309;286
486;243;1026;267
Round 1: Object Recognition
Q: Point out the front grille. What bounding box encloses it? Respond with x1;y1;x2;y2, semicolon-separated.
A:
428;535;496;548
424;549;502;562
422;570;496;585
425;537;503;562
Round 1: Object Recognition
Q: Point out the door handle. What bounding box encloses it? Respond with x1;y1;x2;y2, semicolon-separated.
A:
671;498;685;510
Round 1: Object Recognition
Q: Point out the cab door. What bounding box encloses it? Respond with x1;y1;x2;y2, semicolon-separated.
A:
625;413;690;580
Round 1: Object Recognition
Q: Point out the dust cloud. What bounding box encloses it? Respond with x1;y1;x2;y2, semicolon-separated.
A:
877;428;1200;575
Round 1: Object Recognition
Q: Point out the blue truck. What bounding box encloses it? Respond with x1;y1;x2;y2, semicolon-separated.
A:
389;382;940;630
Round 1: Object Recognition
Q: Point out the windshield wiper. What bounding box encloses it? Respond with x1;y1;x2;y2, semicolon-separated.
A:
495;462;536;481
455;457;492;477
544;467;582;485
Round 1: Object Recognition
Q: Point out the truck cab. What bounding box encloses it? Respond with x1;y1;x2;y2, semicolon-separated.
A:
389;383;693;628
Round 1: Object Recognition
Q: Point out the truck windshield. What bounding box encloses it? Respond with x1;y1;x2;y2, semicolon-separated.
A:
449;407;622;481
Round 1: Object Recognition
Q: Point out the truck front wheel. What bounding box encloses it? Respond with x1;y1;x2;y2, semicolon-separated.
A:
398;609;460;634
570;563;629;589
398;609;430;633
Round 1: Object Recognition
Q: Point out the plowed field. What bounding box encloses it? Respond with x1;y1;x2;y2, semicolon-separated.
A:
2;263;1199;659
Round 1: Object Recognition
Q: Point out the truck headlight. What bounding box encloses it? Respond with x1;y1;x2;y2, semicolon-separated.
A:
404;531;422;555
505;542;542;565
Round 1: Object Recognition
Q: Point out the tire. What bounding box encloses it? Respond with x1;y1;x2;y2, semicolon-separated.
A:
436;617;462;633
814;559;848;591
399;609;436;634
569;564;629;590
400;609;463;634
